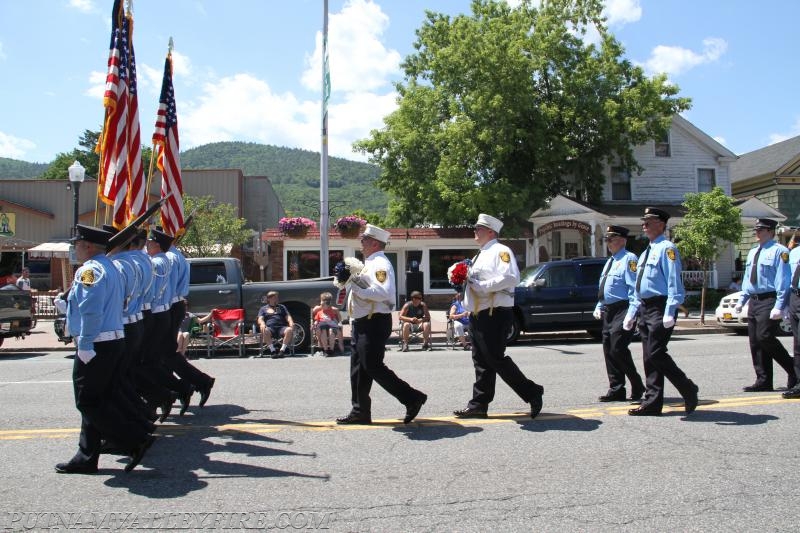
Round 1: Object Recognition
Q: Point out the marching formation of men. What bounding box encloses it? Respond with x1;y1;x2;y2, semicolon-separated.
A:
55;223;215;474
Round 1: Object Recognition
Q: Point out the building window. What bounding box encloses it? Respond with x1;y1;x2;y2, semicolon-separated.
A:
287;250;343;280
429;249;478;290
697;168;716;192
655;132;671;157
611;166;631;200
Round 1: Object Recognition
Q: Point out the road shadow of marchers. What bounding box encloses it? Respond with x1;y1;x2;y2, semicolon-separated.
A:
681;407;779;426
515;413;603;433
392;421;483;441
104;404;330;497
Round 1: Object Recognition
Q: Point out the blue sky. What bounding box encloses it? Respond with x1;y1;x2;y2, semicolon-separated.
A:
0;0;798;165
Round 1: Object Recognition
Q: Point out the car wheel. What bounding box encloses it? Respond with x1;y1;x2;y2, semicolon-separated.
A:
506;316;521;345
734;329;748;336
586;329;602;340
0;337;4;348
778;317;793;336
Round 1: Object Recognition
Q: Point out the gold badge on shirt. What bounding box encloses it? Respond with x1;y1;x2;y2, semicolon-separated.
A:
666;248;676;261
782;252;790;263
499;251;511;263
629;260;637;272
80;268;95;287
375;270;387;283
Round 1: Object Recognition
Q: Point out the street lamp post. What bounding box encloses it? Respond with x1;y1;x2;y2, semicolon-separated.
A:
68;161;85;237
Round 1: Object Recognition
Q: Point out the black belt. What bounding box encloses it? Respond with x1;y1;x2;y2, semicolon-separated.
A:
792;289;800;296
604;300;628;310
750;291;777;300
641;296;667;306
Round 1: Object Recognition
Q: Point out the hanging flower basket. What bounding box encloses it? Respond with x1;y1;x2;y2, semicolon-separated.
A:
335;215;367;238
279;217;316;238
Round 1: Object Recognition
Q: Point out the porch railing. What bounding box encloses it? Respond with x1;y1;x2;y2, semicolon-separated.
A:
682;270;717;290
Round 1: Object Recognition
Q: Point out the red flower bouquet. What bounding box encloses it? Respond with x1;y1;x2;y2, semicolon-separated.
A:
447;259;472;290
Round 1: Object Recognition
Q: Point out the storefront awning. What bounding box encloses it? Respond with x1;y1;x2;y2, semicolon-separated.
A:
27;242;72;259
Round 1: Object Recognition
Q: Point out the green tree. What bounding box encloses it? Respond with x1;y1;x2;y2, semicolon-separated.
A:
355;0;690;233
178;195;252;257
673;187;744;324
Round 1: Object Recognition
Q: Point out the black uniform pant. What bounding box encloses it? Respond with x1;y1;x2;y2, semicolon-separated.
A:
467;307;540;409
113;321;152;430
348;313;423;416
601;301;644;395
139;310;192;400
71;339;148;466
789;292;800;384
165;300;213;389
749;295;796;388
638;296;696;412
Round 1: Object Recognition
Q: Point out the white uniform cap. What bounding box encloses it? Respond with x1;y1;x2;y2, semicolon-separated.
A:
362;224;391;244
475;213;503;234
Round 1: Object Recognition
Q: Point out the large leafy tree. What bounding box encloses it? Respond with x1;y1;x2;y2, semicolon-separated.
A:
178;195;252;257
355;0;691;232
673;187;743;323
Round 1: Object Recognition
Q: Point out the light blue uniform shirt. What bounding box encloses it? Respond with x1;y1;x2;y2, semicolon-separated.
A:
594;249;638;320
740;240;790;310
119;249;147;318
110;252;137;319
135;249;155;311
149;252;173;312
632;235;684;318
789;246;800;291
166;245;189;301
66;253;125;351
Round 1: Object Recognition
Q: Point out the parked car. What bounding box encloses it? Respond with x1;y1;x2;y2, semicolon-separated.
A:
0;284;34;348
508;257;607;342
715;290;792;336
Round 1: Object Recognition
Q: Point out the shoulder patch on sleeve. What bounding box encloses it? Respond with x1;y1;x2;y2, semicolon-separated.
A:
375;270;387;283
499;251;511;263
782;252;790;263
80;268;96;287
628;260;637;273
666;248;676;261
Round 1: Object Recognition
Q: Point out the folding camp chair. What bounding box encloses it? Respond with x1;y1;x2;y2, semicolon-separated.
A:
208;308;246;358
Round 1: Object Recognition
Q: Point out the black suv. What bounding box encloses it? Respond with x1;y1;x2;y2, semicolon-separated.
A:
508;257;607;342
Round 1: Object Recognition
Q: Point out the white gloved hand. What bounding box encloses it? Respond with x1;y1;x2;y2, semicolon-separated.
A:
769;308;783;321
734;305;743;314
592;309;602;320
53;298;67;315
662;315;676;329
622;317;635;331
76;349;96;364
783;308;792;322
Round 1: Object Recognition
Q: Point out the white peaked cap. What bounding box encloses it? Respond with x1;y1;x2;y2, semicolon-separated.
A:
475;213;503;234
362;224;391;243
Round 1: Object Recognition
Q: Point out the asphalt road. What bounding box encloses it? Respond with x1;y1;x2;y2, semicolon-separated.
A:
1;333;798;532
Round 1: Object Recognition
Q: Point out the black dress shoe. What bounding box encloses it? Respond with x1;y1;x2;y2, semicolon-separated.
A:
630;386;645;402
742;384;773;392
179;387;194;416
55;460;98;474
530;385;545;419
453;406;488;419
628;405;662;416
684;383;699;415
198;378;215;408
404;394;427;424
782;386;800;399
598;391;627;402
125;435;156;473
335;413;372;425
158;393;177;423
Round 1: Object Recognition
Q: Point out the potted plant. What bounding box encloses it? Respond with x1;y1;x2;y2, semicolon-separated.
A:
335;215;366;238
278;217;316;238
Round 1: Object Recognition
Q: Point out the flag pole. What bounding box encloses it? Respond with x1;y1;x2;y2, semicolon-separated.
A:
319;0;330;277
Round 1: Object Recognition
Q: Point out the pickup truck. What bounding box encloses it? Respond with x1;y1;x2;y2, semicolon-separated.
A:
187;257;341;352
0;285;34;348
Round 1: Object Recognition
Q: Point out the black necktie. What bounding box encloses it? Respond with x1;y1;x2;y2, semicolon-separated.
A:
635;247;650;293
792;259;800;289
750;247;762;286
598;258;612;301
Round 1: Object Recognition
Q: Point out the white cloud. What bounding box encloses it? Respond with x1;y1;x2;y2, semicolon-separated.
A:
0;131;36;159
768;117;800;146
68;0;95;13
603;0;642;26
85;70;106;99
0;41;6;61
644;37;727;77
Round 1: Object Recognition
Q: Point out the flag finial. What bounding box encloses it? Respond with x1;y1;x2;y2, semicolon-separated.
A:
168;37;174;54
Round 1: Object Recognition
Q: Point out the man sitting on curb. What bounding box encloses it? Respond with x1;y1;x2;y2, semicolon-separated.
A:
399;291;432;351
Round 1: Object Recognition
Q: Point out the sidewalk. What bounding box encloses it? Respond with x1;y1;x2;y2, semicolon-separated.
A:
0;312;730;354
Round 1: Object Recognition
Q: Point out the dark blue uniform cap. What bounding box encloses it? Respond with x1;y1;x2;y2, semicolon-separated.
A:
101;224;120;235
147;227;174;250
605;225;630;237
641;207;670;222
71;224;112;246
754;218;778;230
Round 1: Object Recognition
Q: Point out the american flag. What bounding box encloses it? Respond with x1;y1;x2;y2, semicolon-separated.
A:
152;50;185;236
97;0;143;228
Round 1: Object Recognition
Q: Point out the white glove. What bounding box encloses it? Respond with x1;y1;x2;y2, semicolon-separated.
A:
76;349;96;364
769;308;783;321
622;316;635;331
734;305;743;314
592;309;602;320
663;315;675;329
54;298;67;314
783;308;792;322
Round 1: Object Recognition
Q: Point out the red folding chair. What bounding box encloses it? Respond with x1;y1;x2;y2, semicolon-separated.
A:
209;308;246;358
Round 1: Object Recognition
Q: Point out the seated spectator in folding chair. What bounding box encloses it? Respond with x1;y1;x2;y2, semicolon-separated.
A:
399;291;432;351
176;308;213;356
312;292;344;357
448;291;471;350
256;291;294;359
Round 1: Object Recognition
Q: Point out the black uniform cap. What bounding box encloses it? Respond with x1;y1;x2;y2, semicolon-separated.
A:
605;225;630;237
754;218;778;230
70;224;112;246
641;207;670;222
147;227;174;250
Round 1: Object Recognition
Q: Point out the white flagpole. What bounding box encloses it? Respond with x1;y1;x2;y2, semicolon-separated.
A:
320;0;330;277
